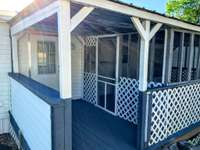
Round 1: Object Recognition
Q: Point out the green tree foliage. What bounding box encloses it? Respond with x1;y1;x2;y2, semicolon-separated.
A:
166;0;200;24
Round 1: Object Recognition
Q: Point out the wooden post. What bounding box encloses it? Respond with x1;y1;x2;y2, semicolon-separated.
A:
178;32;184;82
57;2;72;150
57;0;72;99
131;17;162;150
12;36;19;73
149;37;156;81
139;30;150;91
131;17;162;91
162;29;168;83
196;37;200;78
188;33;195;81
167;29;174;83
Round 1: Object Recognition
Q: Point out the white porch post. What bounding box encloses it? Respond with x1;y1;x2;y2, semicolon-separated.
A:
58;0;72;99
139;22;150;91
11;36;19;73
131;17;162;91
57;1;72;150
188;33;195;81
131;17;162;150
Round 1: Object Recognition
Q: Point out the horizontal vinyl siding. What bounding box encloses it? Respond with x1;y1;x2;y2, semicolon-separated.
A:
18;33;59;90
0;22;11;133
10;78;52;150
18;33;84;99
72;36;84;99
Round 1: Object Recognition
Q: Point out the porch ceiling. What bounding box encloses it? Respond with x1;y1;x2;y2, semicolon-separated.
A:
10;0;200;34
32;3;138;36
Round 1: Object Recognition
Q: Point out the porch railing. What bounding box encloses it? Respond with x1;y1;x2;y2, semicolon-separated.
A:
142;80;200;149
83;72;164;125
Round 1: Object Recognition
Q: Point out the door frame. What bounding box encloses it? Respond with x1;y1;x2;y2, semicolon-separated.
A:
95;35;120;115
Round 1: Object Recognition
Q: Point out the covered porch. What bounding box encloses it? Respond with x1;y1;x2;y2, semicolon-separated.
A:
9;0;200;150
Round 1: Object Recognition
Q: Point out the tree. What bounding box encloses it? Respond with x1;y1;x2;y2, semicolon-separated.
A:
166;0;200;24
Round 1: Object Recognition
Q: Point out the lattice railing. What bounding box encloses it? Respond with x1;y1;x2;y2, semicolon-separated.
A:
148;81;200;146
188;133;200;146
116;77;163;124
83;72;97;104
117;77;139;124
82;73;166;126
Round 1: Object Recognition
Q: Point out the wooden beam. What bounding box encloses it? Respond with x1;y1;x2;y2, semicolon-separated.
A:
149;23;162;40
11;1;59;35
70;6;94;32
72;0;200;32
131;17;146;40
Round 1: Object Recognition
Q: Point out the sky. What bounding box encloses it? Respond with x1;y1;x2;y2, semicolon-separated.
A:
0;0;33;12
0;0;167;13
122;0;168;13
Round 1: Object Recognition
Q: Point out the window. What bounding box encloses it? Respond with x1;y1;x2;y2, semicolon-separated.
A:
37;41;56;74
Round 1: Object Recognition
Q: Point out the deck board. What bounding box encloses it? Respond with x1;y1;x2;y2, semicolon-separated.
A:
72;100;137;150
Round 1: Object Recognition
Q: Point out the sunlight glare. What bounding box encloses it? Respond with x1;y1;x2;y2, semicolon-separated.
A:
0;0;34;12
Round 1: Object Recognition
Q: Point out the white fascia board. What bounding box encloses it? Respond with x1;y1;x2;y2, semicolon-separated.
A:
11;1;59;35
72;0;200;32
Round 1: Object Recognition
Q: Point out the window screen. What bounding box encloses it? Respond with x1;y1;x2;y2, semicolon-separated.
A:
37;41;56;74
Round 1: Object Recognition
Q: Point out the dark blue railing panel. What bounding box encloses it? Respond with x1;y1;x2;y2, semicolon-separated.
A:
8;73;62;106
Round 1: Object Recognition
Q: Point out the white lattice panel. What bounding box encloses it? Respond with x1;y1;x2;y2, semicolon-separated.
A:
188;134;200;146
116;77;163;124
85;36;97;47
149;83;200;146
83;72;97;104
117;77;139;124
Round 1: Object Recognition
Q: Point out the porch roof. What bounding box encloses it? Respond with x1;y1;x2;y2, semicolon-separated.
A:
9;0;200;33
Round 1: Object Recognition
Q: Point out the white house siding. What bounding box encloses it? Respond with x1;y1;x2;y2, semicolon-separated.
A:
10;78;52;150
71;36;84;99
18;32;84;99
0;22;11;134
18;34;29;77
18;33;59;90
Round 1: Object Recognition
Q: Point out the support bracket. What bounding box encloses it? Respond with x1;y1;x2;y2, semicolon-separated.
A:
70;6;94;32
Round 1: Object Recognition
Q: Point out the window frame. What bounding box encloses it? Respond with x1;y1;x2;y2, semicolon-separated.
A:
37;40;56;74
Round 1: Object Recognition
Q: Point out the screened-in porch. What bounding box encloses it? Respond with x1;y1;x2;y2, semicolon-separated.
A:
8;0;200;150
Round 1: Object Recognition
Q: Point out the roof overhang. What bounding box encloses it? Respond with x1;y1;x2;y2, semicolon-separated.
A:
72;0;200;32
10;0;200;35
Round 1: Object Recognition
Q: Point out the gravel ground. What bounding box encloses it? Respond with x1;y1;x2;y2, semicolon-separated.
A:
0;134;18;150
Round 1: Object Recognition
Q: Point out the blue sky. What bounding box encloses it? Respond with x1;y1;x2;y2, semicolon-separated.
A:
122;0;168;13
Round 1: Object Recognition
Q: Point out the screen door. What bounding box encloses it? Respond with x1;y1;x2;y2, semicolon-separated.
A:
97;36;118;114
